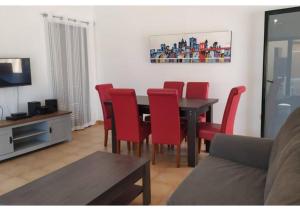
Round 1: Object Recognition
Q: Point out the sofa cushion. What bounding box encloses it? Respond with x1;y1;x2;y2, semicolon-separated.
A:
264;108;300;200
264;139;300;205
167;156;267;205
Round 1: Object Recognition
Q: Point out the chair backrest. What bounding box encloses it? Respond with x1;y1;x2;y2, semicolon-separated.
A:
147;88;181;145
186;82;209;99
220;86;246;134
109;88;141;142
95;84;113;121
163;81;185;99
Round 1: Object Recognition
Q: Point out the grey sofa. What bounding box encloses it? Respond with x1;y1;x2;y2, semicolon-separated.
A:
168;108;300;205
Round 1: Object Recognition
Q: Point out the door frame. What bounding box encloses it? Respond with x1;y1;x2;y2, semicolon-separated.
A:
261;6;300;137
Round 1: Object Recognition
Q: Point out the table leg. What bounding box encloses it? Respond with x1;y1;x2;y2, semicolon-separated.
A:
205;105;213;152
111;107;117;153
142;161;151;205
206;105;213;122
187;110;198;167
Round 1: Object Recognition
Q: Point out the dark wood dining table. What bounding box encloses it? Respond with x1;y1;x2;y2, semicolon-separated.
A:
105;96;218;167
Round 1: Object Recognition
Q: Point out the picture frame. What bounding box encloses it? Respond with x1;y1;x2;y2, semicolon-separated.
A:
150;31;232;63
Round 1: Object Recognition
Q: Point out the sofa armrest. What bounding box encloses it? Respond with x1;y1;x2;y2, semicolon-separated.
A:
210;134;274;170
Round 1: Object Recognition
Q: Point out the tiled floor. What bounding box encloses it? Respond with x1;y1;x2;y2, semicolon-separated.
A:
0;124;208;205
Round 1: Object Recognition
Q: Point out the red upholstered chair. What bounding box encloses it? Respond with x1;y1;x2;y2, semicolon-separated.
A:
109;88;151;157
186;82;209;123
95;84;113;147
164;81;185;99
144;81;185;122
147;89;186;167
198;86;246;152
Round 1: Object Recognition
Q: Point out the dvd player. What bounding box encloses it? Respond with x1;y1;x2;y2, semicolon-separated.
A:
6;112;30;121
11;112;27;117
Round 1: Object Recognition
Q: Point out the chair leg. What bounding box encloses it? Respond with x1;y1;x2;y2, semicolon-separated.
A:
167;145;174;150
176;144;181;168
137;143;142;157
160;144;164;153
104;129;108;147
205;140;211;153
117;141;121;154
198;138;202;153
155;144;159;153
152;144;156;165
127;142;131;152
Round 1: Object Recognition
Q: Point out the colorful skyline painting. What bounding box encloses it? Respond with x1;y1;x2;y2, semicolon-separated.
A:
150;31;232;63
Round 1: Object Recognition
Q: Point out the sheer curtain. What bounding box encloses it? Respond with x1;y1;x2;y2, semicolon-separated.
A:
44;16;91;130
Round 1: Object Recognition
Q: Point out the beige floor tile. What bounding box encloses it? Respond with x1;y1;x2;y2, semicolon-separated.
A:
25;157;50;169
19;168;49;182
41;160;69;173
150;167;162;179
60;154;82;165
154;172;184;188
4;164;34;177
0;177;29;194
0;173;9;181
8;154;37;166
0;160;18;172
150;180;174;205
151;179;174;198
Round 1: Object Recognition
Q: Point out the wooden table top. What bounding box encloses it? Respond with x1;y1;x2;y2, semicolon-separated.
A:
0;151;149;205
105;95;218;110
0;111;72;128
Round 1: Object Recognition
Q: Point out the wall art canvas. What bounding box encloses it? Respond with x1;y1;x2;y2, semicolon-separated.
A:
150;31;232;63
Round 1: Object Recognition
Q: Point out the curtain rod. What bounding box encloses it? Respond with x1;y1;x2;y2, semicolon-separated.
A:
41;13;89;25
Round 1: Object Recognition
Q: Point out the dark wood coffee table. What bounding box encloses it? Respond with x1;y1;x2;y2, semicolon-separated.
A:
0;151;151;205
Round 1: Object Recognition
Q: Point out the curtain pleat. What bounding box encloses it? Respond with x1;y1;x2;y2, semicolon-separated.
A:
45;19;91;130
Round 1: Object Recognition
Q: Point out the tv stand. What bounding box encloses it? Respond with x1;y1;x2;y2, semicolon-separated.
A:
0;111;72;161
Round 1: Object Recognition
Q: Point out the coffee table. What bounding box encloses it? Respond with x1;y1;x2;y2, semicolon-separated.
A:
0;151;151;205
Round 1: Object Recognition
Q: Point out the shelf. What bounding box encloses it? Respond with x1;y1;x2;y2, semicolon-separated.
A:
110;184;143;205
13;129;49;141
14;139;48;152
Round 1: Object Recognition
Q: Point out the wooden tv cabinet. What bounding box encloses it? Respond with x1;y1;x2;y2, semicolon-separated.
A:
0;111;72;161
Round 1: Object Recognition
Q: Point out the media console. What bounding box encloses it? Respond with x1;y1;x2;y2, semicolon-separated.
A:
0;111;72;161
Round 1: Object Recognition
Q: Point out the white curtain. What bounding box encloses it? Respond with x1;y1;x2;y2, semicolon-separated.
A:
44;16;92;130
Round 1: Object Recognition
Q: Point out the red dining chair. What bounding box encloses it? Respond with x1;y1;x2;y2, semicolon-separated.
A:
198;86;246;153
95;84;113;147
164;81;185;99
147;89;186;167
109;88;151;157
144;81;185;122
186;82;209;123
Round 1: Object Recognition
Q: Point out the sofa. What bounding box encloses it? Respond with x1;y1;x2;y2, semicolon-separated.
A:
168;107;300;205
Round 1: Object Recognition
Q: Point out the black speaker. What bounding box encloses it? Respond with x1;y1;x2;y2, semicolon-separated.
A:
28;101;41;116
45;99;58;113
38;106;49;115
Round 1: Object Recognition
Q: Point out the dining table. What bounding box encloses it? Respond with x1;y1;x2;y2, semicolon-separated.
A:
105;96;218;167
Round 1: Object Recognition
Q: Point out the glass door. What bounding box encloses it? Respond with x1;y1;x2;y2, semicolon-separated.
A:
262;7;300;138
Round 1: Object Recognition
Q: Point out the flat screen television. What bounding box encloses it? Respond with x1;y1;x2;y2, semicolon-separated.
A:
0;58;32;88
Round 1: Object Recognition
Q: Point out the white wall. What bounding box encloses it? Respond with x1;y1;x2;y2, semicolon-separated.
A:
0;6;99;122
0;6;283;137
94;6;281;137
